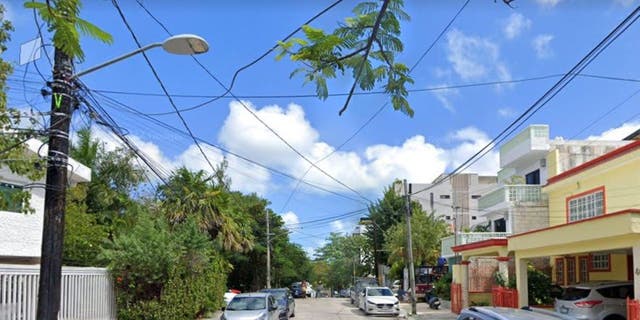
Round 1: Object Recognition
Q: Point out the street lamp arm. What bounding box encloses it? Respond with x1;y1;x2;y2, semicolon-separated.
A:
72;42;163;79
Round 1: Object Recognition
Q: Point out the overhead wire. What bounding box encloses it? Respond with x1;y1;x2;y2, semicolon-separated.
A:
133;0;372;204
410;4;640;196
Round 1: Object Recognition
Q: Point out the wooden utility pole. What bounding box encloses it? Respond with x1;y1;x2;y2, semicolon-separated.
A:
266;211;271;289
37;47;75;320
403;179;417;315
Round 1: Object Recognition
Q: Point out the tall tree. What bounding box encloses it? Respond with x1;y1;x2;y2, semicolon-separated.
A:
384;210;449;268
314;232;372;289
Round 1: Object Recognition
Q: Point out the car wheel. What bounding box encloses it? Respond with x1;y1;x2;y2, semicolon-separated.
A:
350;298;354;304
603;315;625;320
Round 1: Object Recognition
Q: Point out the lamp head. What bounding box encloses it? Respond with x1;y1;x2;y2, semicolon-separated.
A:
162;34;209;55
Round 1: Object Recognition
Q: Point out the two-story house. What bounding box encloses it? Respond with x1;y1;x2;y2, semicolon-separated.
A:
0;139;91;264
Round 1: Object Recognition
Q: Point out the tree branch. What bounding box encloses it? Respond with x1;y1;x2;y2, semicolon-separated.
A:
374;38;393;68
338;0;391;116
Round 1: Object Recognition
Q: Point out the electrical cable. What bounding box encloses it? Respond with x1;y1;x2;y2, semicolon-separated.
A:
410;5;640;196
133;0;371;204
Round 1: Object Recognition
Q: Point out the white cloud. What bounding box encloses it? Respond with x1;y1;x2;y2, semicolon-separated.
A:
614;0;636;7
447;127;501;175
218;101;500;195
303;247;316;259
536;0;562;7
445;29;512;83
281;211;300;230
503;13;531;39
498;107;515;117
532;34;554;59
330;220;345;233
587;122;640;141
431;84;459;112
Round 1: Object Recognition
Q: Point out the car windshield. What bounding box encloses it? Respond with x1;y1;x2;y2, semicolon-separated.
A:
368;288;393;296
226;297;266;311
260;290;287;305
559;287;591;301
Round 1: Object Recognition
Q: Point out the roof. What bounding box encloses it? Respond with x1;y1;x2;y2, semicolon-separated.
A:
452;238;507;253
546;139;640;186
234;292;270;298
624;127;640;140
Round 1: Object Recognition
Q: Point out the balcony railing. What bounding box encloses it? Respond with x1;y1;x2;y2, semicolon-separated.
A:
478;185;545;211
441;232;511;258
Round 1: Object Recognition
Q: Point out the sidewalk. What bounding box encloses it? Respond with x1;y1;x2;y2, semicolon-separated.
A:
399;300;458;320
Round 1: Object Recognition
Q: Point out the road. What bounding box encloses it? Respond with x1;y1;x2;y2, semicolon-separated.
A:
293;297;458;320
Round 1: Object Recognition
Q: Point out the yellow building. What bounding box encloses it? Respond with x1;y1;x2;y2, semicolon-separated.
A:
509;139;640;306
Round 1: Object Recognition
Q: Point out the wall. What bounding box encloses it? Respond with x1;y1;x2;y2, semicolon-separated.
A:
545;146;640;227
0;167;45;261
511;205;549;234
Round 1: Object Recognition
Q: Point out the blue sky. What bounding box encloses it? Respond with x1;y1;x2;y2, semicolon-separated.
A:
4;0;640;256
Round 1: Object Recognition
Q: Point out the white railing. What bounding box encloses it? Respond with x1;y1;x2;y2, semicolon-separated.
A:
478;185;545;211
440;232;511;258
0;264;116;320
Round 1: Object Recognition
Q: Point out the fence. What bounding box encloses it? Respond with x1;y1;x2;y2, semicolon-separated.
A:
628;298;640;320
451;283;462;314
492;286;518;308
0;264;116;319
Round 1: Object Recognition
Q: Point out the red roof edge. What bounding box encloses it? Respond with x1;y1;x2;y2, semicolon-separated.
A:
452;238;507;253
546;140;640;186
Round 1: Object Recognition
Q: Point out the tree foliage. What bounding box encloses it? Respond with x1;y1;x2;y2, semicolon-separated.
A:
314;232;372;289
24;0;112;60
278;0;414;116
384;210;449;267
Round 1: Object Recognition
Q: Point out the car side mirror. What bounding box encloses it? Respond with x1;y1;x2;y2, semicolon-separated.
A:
221;306;226;311
270;305;278;311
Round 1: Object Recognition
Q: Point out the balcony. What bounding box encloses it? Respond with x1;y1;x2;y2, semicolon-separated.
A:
478;185;546;212
499;125;549;168
440;232;511;258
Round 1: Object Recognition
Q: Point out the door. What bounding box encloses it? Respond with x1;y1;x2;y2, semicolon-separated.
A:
579;256;589;283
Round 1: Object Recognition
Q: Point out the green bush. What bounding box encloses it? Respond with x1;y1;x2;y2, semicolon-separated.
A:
527;264;554;305
433;272;452;300
102;213;228;319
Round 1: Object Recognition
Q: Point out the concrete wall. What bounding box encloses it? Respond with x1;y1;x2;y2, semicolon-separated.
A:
511;205;549;235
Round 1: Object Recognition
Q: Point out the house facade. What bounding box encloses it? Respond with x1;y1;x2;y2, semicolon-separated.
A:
0;139;91;264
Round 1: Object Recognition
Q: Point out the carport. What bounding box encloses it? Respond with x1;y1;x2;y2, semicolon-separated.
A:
508;209;640;307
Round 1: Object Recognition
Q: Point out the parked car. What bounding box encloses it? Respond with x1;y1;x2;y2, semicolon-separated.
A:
554;281;633;320
339;288;350;298
223;289;241;306
220;292;280;320
260;288;295;319
350;277;378;306
457;306;576;320
358;286;400;316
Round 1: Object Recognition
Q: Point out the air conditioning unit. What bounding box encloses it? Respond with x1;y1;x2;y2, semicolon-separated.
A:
540;158;547;168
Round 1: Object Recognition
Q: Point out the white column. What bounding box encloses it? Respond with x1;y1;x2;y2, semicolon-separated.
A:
633;243;640;300
515;256;528;308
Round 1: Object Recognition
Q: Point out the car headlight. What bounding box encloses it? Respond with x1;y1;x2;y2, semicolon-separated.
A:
367;300;376;304
394;301;399;305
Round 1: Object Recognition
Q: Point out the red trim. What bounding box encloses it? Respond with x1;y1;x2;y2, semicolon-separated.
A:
509;209;640;239
588;253;611;272
546;140;640;185
496;257;511;262
452;239;508;253
565;186;606;223
460;260;472;265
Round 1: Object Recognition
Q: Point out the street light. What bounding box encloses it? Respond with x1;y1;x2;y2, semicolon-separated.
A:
37;33;209;319
73;34;209;78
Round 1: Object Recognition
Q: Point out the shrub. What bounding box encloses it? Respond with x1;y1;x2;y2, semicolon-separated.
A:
433;272;452;300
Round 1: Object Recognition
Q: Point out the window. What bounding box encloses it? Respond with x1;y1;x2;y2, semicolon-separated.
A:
525;169;540;185
590;253;610;271
567;188;604;222
0;183;24;212
471;195;481;199
555;258;565;285
439;194;450;199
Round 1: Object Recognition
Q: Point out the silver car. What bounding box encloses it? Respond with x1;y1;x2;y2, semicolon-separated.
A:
554;281;633;320
221;292;281;320
458;306;576;320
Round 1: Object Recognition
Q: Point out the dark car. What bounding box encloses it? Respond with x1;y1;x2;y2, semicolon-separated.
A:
290;282;305;298
260;288;295;319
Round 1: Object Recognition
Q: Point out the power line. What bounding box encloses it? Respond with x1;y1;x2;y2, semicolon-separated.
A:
134;0;371;204
92;91;369;204
111;0;218;179
410;5;640;196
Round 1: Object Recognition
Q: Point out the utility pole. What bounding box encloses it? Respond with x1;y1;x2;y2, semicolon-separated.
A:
403;179;416;315
37;47;75;320
266;211;271;289
453;206;460;264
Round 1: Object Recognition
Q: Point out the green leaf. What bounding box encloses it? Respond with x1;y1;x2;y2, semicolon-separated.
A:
76;17;113;44
315;76;328;100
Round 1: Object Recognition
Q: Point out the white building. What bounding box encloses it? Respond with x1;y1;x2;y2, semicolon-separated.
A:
0;139;91;264
409;173;498;232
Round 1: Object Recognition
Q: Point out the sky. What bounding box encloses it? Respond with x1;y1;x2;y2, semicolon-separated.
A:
4;0;640;257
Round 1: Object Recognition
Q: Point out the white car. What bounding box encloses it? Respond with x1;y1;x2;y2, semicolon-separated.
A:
358;287;400;316
223;291;238;306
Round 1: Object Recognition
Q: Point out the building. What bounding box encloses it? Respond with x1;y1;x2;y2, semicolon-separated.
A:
0;139;91;264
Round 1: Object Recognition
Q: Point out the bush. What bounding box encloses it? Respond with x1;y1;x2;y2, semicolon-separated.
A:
102;212;228;319
433;272;452;300
527;264;554;305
